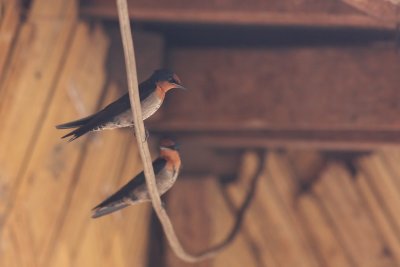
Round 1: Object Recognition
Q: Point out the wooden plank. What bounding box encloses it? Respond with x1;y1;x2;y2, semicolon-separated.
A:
48;97;150;266
81;8;393;29
81;0;359;14
165;177;214;267
222;152;320;267
2;220;38;267
260;153;318;265
106;141;150;267
80;0;393;29
313;163;396;267
0;0;77;220
165;175;262;267
149;131;400;151
220;152;280;267
160;46;400;132
270;151;352;267
209;175;263;267
377;150;400;196
355;169;400;264
0;0;21;79
0;21;109;267
44;83;149;267
356;152;400;239
147;44;400;149
341;0;400;22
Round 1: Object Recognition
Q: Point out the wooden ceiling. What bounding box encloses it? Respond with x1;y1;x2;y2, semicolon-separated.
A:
2;1;400;267
80;0;395;29
79;0;400;151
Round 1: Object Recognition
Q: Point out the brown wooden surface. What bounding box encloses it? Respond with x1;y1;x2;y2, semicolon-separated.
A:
81;0;358;13
3;0;400;266
341;0;400;22
163;150;400;266
0;1;152;266
0;0;21;79
0;0;78;228
147;44;400;149
80;0;394;29
161;46;400;131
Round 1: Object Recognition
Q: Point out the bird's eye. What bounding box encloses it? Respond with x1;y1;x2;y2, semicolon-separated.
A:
168;77;176;83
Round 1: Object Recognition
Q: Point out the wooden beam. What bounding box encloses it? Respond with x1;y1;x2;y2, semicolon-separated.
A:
0;0;21;79
148;130;400;150
80;7;394;29
144;44;400;150
79;0;394;29
341;0;400;23
269;152;353;267
313;163;397;266
0;21;109;267
0;0;78;232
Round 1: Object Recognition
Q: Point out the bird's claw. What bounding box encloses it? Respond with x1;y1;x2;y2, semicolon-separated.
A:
143;128;150;143
132;128;150;142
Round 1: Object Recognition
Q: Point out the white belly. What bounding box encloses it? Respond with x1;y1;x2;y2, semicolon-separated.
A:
133;168;179;201
98;93;163;130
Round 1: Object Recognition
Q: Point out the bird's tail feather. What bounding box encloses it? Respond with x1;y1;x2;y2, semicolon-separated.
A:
91;201;130;219
60;126;90;142
55;114;95;129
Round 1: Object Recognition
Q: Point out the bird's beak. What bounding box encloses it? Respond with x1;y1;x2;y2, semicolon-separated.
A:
173;84;188;90
160;144;180;151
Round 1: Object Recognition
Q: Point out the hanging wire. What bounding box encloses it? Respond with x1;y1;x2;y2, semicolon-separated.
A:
115;0;261;262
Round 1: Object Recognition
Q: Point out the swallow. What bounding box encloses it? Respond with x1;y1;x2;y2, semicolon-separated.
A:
56;69;186;142
92;138;181;218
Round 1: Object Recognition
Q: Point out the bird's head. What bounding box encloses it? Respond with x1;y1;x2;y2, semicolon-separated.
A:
159;138;181;167
159;138;180;152
151;69;187;93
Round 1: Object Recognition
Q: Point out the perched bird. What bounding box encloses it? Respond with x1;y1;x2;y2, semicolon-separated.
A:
92;139;181;218
56;69;186;142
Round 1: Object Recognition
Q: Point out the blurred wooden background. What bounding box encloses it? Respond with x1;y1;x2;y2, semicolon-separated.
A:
2;0;400;266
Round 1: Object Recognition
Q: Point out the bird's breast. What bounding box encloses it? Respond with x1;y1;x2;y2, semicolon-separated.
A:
133;168;178;200
98;92;164;130
141;92;164;120
155;168;179;195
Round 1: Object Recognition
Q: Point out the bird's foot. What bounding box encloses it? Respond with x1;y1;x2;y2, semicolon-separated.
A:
143;128;150;143
131;127;149;142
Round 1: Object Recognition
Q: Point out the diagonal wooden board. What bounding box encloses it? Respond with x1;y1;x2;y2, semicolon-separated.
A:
0;20;109;267
0;0;78;222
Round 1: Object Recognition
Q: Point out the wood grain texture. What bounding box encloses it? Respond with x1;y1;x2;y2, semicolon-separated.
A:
164;149;400;266
148;44;400;149
80;0;394;29
0;20;110;267
0;0;78;221
341;0;400;22
3;0;400;266
161;46;400;131
313;163;396;266
0;0;21;80
266;152;347;267
220;152;279;267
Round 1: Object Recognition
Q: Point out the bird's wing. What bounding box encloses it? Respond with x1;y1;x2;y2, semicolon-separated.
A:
91;158;167;218
57;79;156;141
138;78;156;101
84;79;156;125
55;114;96;129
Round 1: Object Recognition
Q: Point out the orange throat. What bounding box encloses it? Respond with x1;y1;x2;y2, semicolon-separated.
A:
155;86;166;100
160;150;181;172
156;80;176;98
